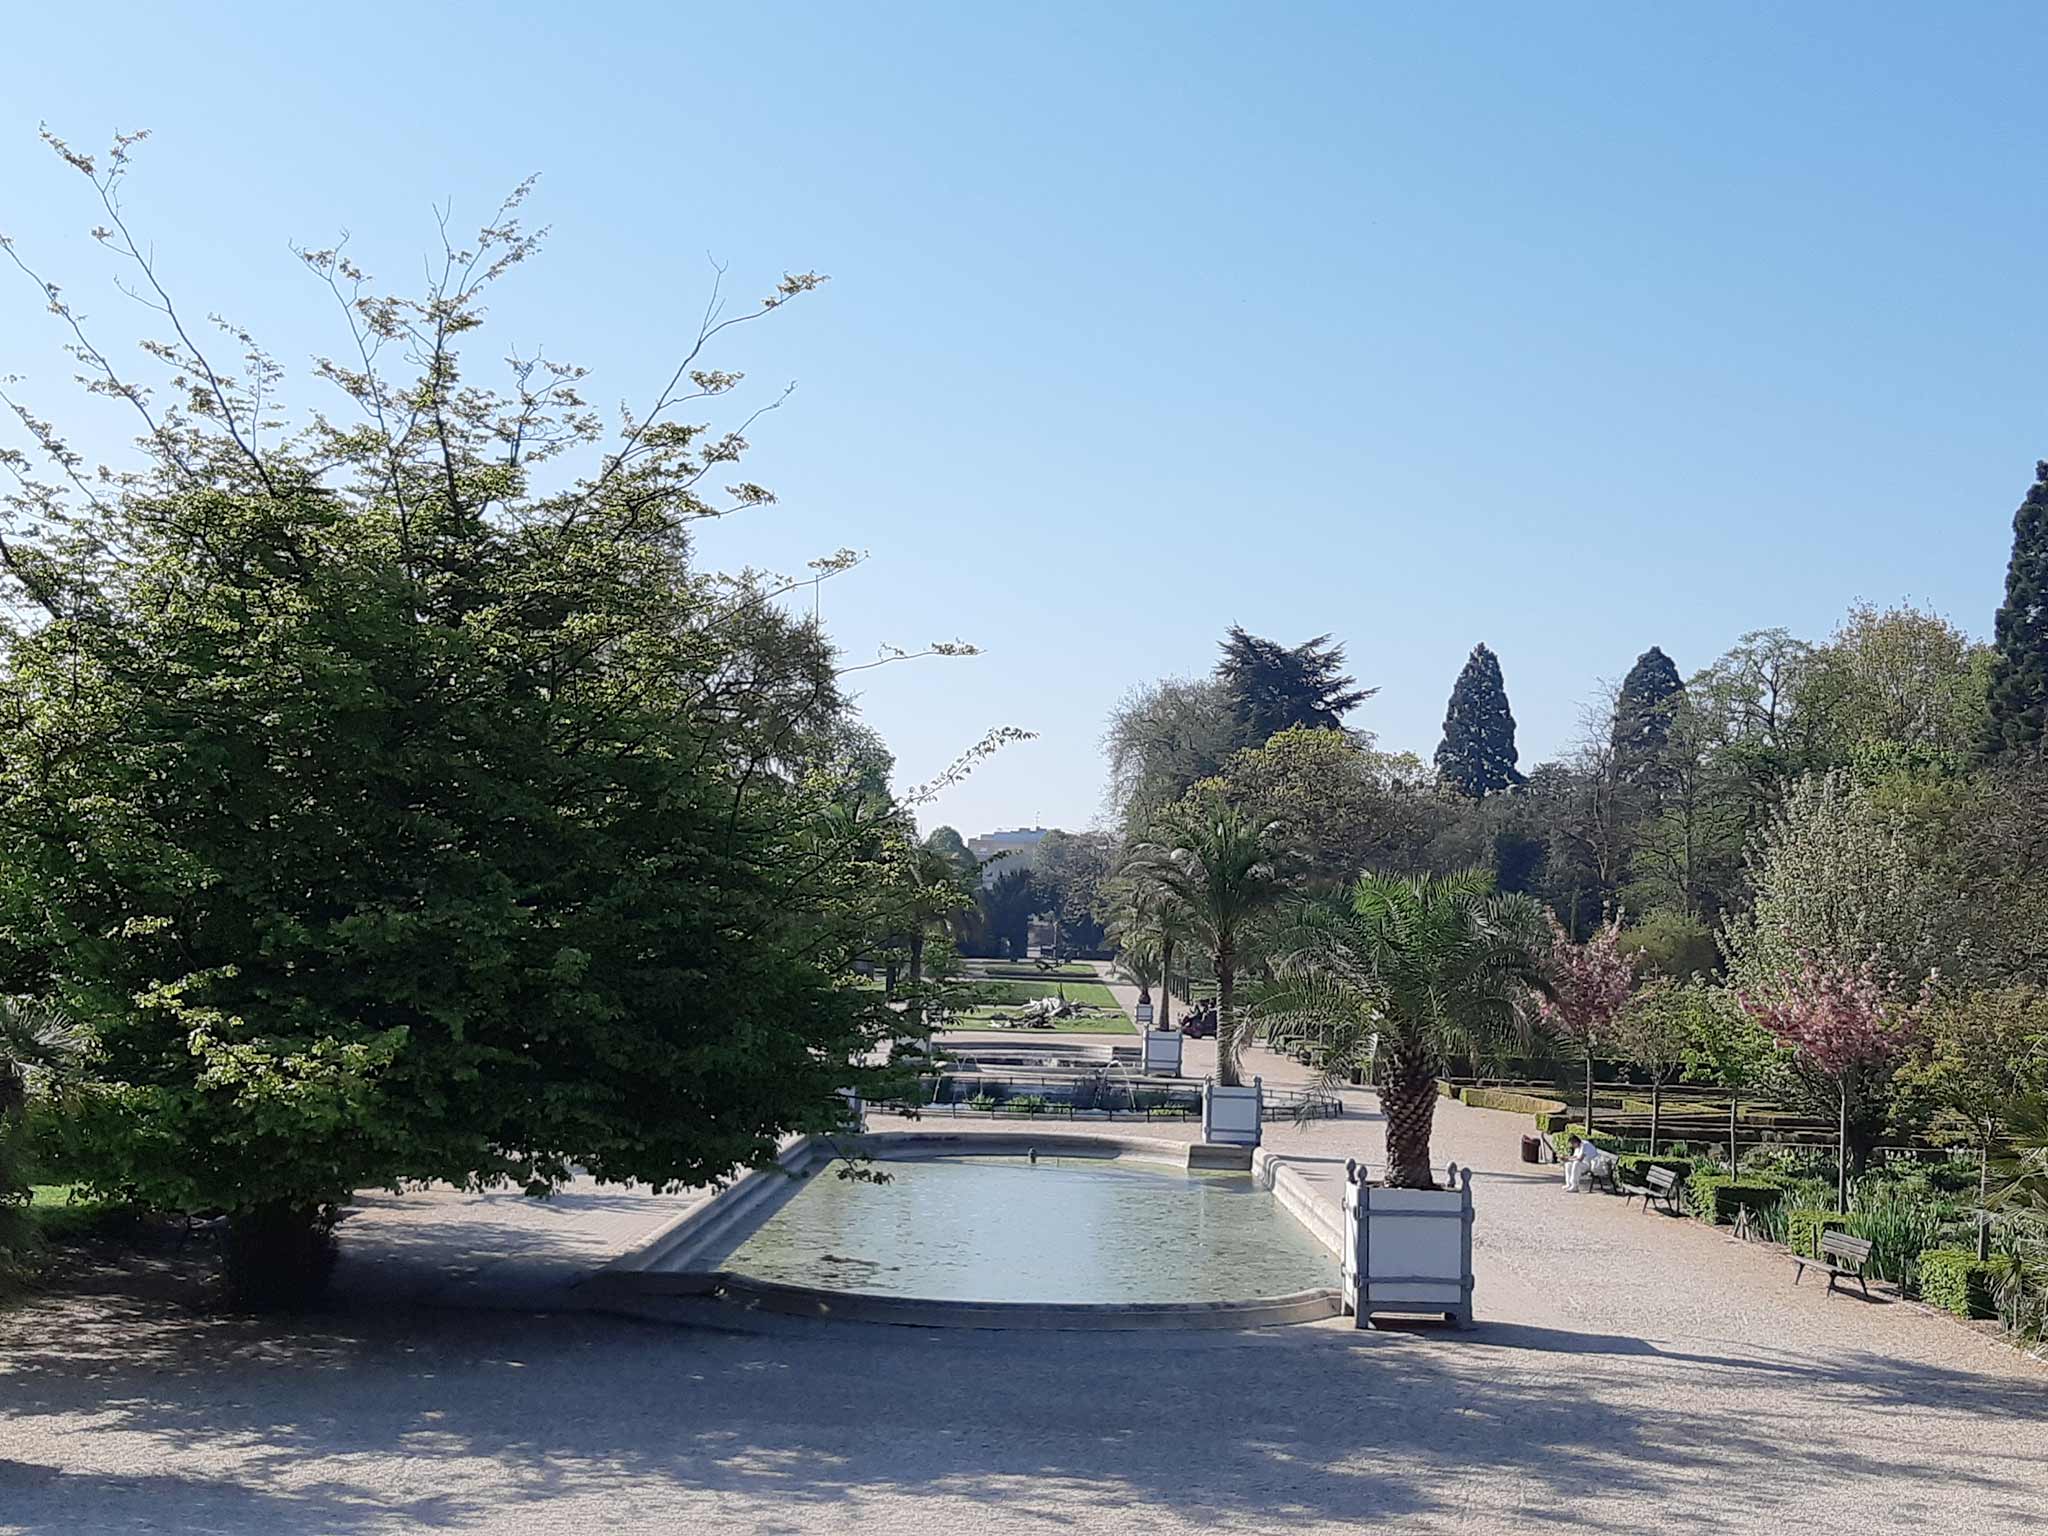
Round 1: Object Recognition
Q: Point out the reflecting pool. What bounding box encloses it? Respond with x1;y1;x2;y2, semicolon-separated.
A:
721;1154;1333;1304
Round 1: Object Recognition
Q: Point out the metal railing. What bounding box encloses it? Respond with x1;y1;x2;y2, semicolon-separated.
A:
874;1069;1342;1123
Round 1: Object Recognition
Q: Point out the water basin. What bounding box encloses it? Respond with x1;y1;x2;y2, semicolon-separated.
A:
720;1153;1334;1305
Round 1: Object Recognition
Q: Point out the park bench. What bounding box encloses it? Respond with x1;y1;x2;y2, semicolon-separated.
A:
1791;1231;1873;1299
1619;1164;1682;1214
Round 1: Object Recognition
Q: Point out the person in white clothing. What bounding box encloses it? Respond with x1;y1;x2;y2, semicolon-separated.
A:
1561;1133;1609;1193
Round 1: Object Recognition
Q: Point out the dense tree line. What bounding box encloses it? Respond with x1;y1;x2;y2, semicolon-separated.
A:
1102;464;2048;1318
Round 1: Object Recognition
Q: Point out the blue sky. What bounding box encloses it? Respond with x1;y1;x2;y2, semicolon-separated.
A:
5;3;2042;837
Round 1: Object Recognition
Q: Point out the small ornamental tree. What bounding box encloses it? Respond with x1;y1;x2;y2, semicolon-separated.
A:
1679;985;1776;1172
1897;987;2048;1258
1435;643;1524;798
1609;978;1699;1153
1538;910;1639;1134
1743;955;1928;1209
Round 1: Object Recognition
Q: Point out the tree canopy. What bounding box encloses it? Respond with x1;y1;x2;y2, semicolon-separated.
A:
0;136;941;1303
1214;627;1373;746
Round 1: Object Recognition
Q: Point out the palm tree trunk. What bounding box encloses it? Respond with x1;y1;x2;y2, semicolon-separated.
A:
1378;1050;1439;1189
908;930;926;1035
1216;938;1239;1087
1159;936;1174;1032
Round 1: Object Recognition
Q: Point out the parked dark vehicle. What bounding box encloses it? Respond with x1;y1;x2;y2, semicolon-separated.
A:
1179;1001;1219;1039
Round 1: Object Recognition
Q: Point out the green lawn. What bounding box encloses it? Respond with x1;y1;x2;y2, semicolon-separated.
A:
944;977;1132;1034
26;1184;132;1243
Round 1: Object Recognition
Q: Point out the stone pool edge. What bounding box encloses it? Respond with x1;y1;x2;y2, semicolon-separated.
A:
573;1130;1347;1332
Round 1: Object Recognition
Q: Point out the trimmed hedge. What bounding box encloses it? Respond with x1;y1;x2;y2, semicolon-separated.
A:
1620;1097;1718;1117
1438;1081;1462;1100
1684;1171;1784;1225
1458;1087;1569;1133
1785;1208;1848;1258
1459;1087;1567;1116
1917;1249;1997;1320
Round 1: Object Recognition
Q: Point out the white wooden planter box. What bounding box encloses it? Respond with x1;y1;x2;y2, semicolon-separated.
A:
1341;1160;1475;1329
1142;1027;1184;1076
1201;1077;1262;1147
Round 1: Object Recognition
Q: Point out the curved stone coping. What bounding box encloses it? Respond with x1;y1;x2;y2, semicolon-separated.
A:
690;1273;1344;1331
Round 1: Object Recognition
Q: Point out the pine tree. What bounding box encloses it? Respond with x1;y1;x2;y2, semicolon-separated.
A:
1987;461;2048;753
1612;646;1684;788
1214;627;1374;747
1435;643;1523;798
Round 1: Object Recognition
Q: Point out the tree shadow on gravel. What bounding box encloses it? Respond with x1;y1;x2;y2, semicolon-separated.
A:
3;1287;2045;1534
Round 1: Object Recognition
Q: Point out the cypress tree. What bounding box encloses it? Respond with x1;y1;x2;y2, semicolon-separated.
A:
1987;461;2048;753
1612;646;1683;787
1435;643;1523;798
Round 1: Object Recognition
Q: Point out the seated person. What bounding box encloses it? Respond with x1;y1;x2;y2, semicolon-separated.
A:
1561;1134;1614;1192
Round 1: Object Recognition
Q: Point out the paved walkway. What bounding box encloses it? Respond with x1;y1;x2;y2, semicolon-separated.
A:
4;1039;2044;1534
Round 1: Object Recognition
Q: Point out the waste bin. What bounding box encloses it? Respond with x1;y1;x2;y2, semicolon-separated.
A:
1520;1134;1540;1164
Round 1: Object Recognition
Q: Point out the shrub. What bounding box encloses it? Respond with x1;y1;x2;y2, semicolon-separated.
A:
1685;1171;1784;1225
1846;1182;1949;1290
1918;1248;1998;1319
1437;1081;1462;1100
1786;1208;1848;1258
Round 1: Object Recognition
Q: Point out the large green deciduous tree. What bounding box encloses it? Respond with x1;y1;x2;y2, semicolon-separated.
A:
1799;603;1992;767
1261;872;1548;1188
1719;771;1954;998
0;135;921;1306
1434;643;1523;799
1216;726;1447;886
1987;461;2048;754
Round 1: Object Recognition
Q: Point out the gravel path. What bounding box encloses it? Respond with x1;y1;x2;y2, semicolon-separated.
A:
4;1042;2043;1534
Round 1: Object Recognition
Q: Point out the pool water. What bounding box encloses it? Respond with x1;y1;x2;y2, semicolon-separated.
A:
720;1154;1334;1304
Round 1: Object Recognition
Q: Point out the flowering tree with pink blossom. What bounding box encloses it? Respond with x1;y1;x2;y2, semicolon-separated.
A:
1538;911;1639;1135
1742;954;1928;1206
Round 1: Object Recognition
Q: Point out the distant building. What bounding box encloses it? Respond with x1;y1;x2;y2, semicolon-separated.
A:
968;826;1050;885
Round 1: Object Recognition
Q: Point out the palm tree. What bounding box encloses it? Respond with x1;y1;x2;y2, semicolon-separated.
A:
1123;792;1300;1085
1259;871;1550;1189
1103;875;1200;1031
2;998;86;1277
1989;1093;2048;1340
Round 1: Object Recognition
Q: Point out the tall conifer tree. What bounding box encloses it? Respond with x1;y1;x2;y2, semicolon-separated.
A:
1987;461;2048;753
1213;627;1373;747
1435;643;1523;797
1613;646;1684;788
